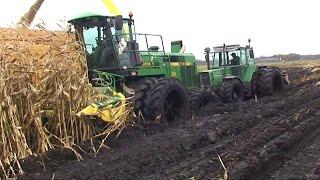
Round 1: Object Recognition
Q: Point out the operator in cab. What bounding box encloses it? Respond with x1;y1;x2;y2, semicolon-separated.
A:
230;53;240;65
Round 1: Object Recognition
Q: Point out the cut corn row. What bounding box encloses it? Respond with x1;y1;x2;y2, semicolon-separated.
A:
0;28;135;178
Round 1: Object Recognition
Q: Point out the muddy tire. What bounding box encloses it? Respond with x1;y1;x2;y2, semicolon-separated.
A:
256;68;283;96
189;89;212;109
132;78;158;116
144;78;190;122
219;79;244;103
251;71;260;96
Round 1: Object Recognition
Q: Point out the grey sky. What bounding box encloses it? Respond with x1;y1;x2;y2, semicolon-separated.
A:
1;0;319;59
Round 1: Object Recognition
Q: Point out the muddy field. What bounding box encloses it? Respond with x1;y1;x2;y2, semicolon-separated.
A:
18;63;320;180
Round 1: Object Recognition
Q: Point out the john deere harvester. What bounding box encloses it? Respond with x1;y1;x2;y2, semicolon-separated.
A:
69;12;198;122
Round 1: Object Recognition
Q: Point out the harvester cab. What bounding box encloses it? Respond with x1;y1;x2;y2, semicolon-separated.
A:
69;13;138;88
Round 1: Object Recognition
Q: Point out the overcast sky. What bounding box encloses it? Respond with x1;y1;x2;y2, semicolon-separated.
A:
1;0;319;59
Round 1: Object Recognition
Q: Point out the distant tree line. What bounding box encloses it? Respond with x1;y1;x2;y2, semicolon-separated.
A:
256;53;320;61
197;53;320;64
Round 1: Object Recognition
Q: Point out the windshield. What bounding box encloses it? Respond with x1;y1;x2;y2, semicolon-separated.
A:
110;20;131;42
82;25;119;70
213;49;241;67
83;19;133;55
83;27;101;54
80;18;138;71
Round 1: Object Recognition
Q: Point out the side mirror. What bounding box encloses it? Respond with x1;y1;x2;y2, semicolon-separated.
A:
115;15;123;30
249;49;254;58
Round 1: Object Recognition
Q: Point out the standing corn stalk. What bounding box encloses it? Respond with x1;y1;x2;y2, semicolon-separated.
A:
0;27;135;178
0;28;94;178
18;0;45;28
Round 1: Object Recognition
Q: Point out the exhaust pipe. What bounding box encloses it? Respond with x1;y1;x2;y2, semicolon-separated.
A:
204;47;211;70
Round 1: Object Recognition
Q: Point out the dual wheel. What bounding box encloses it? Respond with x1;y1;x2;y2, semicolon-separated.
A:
131;68;284;122
251;68;284;97
219;68;284;103
218;78;244;103
133;77;190;122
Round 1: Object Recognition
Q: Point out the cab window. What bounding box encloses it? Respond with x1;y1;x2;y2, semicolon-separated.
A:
83;27;102;54
240;49;247;65
213;52;223;67
228;50;240;66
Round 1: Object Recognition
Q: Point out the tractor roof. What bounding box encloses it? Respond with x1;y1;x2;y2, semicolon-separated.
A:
68;12;107;22
68;12;131;24
213;44;241;52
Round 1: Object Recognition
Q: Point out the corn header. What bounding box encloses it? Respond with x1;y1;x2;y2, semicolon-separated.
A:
76;71;127;124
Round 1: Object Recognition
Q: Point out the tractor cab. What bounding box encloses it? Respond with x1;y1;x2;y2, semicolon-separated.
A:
199;42;256;89
204;44;255;69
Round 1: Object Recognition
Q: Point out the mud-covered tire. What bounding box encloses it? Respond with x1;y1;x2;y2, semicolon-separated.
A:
144;78;190;122
218;79;244;103
132;78;158;116
251;71;260;96
189;89;212;109
256;68;283;96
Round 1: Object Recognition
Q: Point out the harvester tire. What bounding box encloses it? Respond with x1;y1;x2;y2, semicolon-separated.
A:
256;68;283;96
144;78;190;122
189;89;212;109
219;79;244;103
133;78;158;117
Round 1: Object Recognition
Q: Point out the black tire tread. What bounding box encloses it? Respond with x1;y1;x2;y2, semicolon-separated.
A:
256;68;283;96
133;77;159;116
144;78;189;121
189;89;214;109
219;79;244;103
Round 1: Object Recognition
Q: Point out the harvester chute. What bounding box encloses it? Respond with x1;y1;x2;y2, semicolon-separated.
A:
101;0;122;16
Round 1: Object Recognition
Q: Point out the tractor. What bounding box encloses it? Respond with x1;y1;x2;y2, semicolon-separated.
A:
69;12;198;122
190;41;288;107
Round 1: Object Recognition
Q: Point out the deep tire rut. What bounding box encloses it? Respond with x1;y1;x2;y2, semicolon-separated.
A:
18;66;320;180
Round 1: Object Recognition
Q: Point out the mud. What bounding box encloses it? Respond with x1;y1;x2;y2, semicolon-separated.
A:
18;64;320;180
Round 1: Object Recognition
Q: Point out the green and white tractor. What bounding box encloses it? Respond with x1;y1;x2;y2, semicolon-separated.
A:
191;41;288;107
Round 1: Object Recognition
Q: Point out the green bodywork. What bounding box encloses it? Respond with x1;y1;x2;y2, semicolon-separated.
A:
199;45;256;91
68;15;199;92
68;14;257;94
137;52;198;89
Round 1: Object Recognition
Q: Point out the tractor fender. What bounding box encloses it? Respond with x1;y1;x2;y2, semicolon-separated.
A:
223;75;242;82
255;66;289;84
257;66;280;71
222;76;244;89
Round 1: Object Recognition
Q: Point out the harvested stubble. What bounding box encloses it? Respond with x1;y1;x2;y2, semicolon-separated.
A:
0;28;134;178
